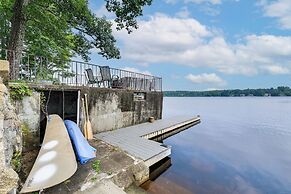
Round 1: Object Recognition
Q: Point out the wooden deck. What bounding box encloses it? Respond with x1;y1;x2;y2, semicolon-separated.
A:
95;116;200;167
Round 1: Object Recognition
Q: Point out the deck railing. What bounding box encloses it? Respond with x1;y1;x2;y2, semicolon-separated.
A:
0;49;162;91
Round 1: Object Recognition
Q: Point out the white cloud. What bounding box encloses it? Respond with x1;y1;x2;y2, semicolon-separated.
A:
186;73;226;85
164;0;177;4
114;14;291;76
185;0;222;4
122;67;152;75
176;7;191;18
259;0;291;29
165;0;240;5
261;65;290;75
171;74;181;79
95;4;115;18
200;6;220;16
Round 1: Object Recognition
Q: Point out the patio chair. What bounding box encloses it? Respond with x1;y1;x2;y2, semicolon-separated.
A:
99;66;123;88
85;68;101;86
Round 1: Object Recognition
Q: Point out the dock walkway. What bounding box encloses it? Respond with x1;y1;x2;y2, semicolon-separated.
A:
95;116;200;167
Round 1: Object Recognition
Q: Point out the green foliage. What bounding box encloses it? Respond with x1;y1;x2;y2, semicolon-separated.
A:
0;0;13;51
1;0;151;61
105;0;152;33
21;123;30;136
11;151;22;173
9;82;32;100
92;160;101;174
23;0;121;61
21;123;31;148
164;86;291;97
90;176;97;182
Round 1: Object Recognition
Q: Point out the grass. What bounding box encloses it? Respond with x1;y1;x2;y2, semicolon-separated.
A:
92;160;101;174
11;151;22;173
91;176;97;182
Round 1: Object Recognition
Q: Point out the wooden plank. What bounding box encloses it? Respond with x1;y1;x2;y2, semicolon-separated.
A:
95;116;200;167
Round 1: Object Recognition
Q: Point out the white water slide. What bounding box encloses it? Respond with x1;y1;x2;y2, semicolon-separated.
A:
21;114;77;193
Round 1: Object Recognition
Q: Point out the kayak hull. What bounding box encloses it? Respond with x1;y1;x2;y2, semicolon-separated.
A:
21;114;77;193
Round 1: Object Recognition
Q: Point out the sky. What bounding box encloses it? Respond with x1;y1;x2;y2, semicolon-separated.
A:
88;0;291;91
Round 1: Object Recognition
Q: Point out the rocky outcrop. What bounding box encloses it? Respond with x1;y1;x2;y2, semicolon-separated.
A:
0;60;9;85
0;77;22;193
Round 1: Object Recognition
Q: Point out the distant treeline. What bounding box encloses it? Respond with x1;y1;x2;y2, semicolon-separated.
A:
164;86;291;97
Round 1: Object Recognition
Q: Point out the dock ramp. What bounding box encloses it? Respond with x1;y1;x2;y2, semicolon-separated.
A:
95;116;200;167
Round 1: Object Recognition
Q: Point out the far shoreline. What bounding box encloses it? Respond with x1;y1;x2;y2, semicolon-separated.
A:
164;86;291;97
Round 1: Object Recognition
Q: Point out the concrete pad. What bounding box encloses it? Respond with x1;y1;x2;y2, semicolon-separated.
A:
77;179;126;194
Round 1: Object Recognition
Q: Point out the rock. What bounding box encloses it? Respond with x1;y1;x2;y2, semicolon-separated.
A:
130;161;149;185
0;79;8;94
112;169;135;189
0;79;22;165
0;77;22;192
0;168;19;194
0;61;9;84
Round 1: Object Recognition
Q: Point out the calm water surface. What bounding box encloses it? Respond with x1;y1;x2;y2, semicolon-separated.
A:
142;97;291;194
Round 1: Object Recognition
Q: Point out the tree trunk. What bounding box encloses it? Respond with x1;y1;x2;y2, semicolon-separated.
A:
8;0;30;80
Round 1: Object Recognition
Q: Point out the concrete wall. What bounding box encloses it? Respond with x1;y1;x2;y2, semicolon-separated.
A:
15;92;40;151
13;85;163;140
81;88;163;133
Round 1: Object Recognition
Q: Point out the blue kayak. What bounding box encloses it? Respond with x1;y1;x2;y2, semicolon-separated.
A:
64;120;96;164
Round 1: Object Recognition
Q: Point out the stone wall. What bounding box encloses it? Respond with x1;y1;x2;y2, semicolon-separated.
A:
0;77;22;193
0;60;9;84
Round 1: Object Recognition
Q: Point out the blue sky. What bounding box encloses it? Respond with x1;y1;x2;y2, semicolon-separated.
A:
88;0;291;91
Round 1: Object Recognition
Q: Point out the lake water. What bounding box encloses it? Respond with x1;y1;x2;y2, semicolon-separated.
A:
142;97;291;194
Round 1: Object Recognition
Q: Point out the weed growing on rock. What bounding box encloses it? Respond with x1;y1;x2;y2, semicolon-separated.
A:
11;151;22;173
9;82;32;101
92;160;101;173
91;176;97;182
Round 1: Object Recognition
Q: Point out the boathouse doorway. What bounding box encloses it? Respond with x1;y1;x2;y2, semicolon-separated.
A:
40;90;80;143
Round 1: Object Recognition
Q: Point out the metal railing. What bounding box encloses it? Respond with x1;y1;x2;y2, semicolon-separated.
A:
0;49;162;91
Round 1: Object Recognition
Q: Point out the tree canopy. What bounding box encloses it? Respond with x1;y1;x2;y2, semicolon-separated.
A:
0;0;152;61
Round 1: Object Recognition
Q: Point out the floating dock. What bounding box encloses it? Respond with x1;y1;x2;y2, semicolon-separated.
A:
95;116;200;167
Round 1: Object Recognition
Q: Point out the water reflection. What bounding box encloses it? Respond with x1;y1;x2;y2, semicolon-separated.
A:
142;97;291;194
151;121;200;142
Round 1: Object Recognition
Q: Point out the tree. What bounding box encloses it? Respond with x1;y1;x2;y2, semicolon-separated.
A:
0;0;152;79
